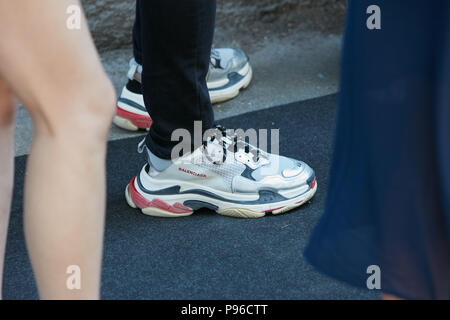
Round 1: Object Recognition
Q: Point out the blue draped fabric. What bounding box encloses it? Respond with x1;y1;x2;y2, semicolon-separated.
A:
304;0;450;299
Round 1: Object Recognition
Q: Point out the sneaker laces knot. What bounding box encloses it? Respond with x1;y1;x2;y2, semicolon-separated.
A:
203;125;267;164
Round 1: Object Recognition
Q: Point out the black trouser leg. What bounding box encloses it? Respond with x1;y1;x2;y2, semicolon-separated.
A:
135;0;216;159
132;0;142;65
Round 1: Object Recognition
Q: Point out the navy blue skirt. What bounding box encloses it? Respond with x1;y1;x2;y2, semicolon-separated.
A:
304;0;450;299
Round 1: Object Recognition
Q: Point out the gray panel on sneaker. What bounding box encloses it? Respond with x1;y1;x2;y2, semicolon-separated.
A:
207;48;249;84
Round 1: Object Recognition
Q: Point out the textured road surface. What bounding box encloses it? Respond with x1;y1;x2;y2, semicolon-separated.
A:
4;94;379;300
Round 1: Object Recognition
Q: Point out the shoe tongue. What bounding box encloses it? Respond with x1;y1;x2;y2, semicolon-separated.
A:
210;49;224;69
210;58;221;69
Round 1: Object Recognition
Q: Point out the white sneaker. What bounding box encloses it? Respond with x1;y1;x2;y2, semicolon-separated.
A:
125;126;317;219
114;48;253;131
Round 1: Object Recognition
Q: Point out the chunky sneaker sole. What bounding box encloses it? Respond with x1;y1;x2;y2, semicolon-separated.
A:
113;86;152;132
124;172;317;219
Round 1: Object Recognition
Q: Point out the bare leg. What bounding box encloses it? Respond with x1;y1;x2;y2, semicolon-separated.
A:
0;0;115;299
0;80;16;300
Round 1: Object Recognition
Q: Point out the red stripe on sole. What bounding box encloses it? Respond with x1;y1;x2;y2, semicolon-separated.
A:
116;106;152;129
311;178;316;189
128;177;192;214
